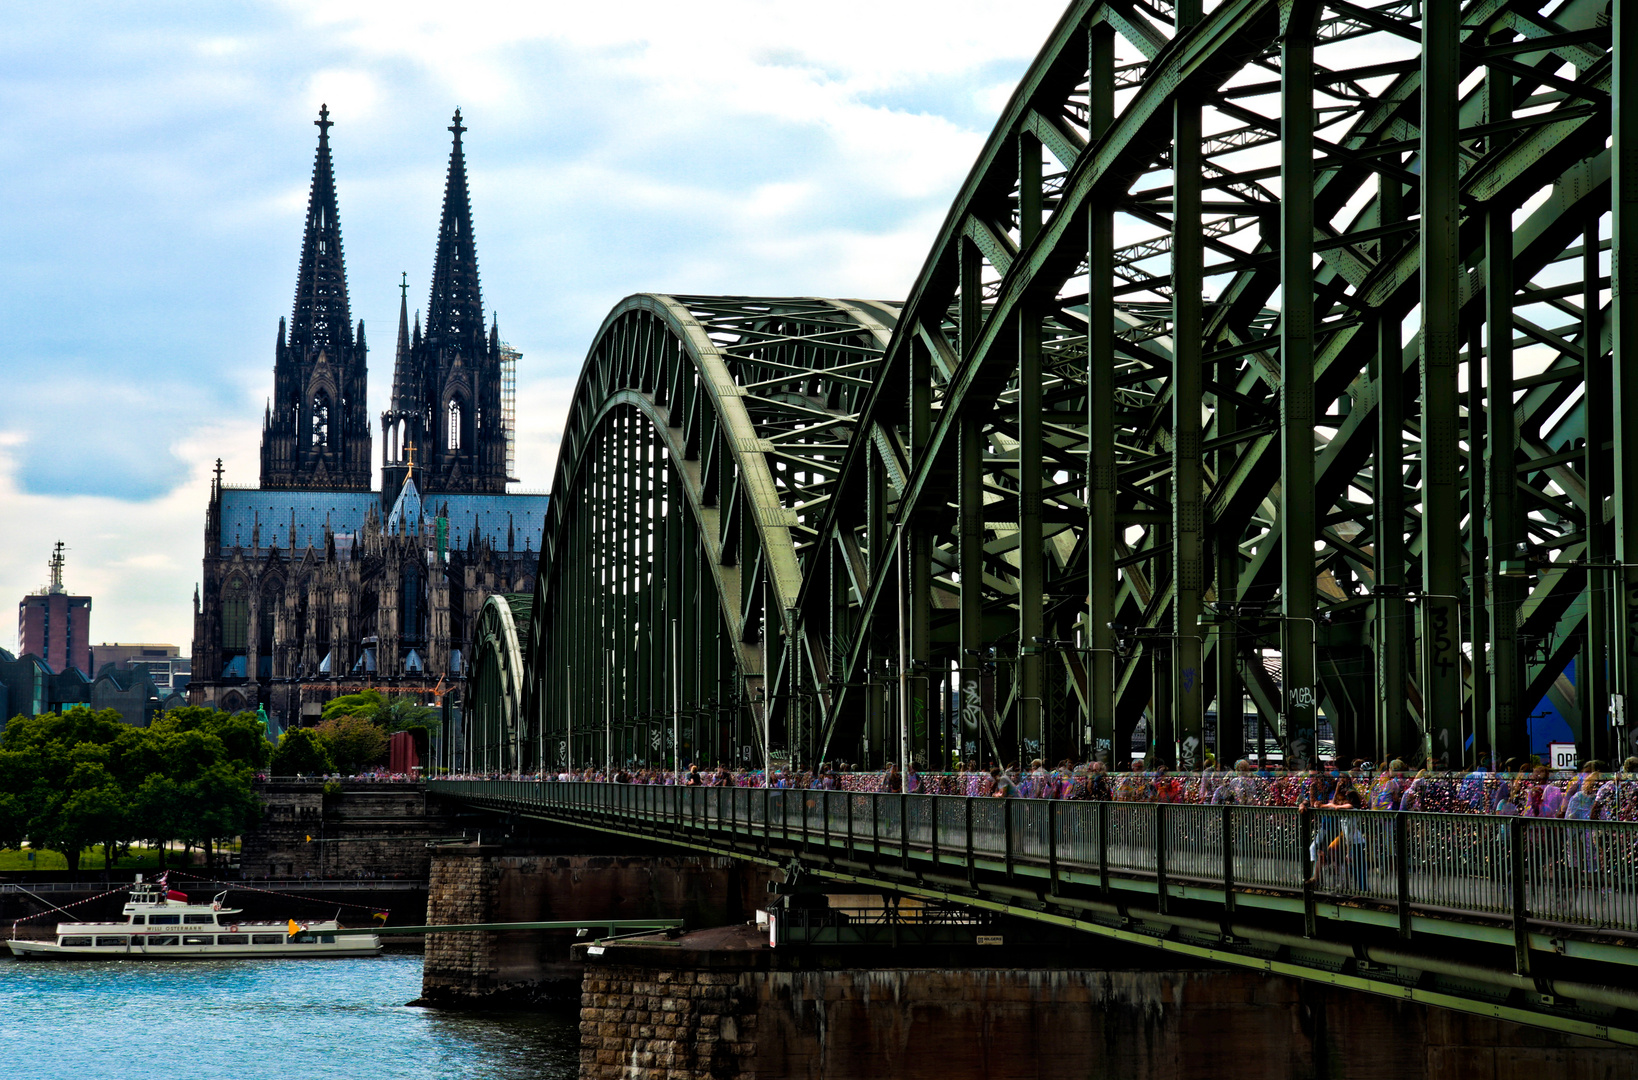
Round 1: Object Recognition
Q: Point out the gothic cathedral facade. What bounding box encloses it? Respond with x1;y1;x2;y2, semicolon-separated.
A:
188;108;547;730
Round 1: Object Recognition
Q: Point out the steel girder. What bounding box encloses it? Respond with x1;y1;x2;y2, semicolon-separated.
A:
523;295;897;771
785;0;1627;772
467;592;531;773
509;0;1633;774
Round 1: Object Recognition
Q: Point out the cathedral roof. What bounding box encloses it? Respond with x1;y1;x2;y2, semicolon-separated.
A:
386;476;424;533
217;487;548;554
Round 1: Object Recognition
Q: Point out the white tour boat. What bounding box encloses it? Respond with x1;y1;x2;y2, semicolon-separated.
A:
7;876;381;960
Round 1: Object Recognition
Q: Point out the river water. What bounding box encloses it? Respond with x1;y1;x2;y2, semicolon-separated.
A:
0;955;581;1079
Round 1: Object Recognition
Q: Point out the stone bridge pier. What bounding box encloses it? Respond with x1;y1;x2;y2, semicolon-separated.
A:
417;837;778;1006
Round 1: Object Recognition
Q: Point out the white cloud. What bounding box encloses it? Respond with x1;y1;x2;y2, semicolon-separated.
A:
308;69;381;121
0;0;1069;649
0;417;256;654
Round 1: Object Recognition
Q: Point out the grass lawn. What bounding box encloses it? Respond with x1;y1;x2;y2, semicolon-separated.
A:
0;843;238;873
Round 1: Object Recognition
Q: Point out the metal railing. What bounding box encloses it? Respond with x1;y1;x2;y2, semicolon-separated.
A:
0;878;428;894
429;780;1638;938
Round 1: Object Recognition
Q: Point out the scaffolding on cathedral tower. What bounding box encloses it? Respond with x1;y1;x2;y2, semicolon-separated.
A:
499;341;518;482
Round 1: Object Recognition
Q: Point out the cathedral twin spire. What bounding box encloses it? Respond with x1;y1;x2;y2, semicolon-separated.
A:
288;105;352;360
425;109;485;352
263;105;504;498
381;107;510;507
260;104;369;491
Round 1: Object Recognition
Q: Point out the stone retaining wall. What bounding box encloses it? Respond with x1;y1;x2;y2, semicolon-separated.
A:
242;781;457;879
419;846;776;1006
581;965;758;1077
575;929;1638;1080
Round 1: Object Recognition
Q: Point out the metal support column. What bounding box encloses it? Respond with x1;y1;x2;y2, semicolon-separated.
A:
1018;131;1045;765
1281;0;1320;766
1585;214;1612;760
1610;0;1638;760
1087;22;1118;767
1376;172;1409;761
908;336;933;768
1419;0;1465;764
1485;44;1521;760
1468;325;1489;769
1172;12;1206;768
959;237;993;765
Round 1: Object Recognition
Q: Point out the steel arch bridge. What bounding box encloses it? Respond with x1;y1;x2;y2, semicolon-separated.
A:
465;593;532;772
480;0;1637;776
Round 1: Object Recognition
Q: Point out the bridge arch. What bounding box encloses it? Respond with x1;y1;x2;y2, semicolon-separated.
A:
522;295;896;771
466;592;531;773
781;0;1624;771
487;0;1629;775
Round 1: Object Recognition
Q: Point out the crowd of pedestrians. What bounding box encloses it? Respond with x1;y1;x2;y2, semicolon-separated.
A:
451;753;1638;823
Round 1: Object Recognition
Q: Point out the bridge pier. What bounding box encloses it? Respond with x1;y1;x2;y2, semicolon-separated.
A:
576;926;1637;1080
417;841;776;1006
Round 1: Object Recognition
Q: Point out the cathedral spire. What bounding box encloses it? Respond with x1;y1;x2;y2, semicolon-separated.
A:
391;272;415;408
288;105;352;359
262;105;371;492
425;109;483;351
396;274;410;359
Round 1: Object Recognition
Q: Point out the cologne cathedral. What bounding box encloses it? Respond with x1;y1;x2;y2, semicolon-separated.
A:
188;107;547;728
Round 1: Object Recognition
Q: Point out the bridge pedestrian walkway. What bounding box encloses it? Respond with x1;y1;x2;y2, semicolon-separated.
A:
432;779;1638;1044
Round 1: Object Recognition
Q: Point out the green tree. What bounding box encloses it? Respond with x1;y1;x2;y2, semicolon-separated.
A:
151;707;272;770
320;690;386;724
384;696;441;736
130;773;183;868
270;727;332;776
313;713;388;774
0;706;266;872
320;690;439;735
0;708;133;872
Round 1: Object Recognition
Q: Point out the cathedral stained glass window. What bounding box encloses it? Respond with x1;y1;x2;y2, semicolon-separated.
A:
312;392;331;448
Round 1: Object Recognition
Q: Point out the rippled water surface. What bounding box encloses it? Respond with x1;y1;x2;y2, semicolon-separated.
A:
0;955;579;1080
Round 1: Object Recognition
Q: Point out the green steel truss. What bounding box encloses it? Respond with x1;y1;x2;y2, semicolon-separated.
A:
521;295;899;771
467;593;532;771
492;0;1636;774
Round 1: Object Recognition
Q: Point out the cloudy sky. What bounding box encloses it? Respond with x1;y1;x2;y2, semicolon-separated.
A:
0;0;1068;655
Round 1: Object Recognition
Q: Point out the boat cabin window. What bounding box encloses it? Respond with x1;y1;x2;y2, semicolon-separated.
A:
94;936;127;947
251;934;284;945
217;935;249;945
320;934;335;944
146;935;179;946
129;915;145;925
148;914;180;925
293;933;317;943
61;936;93;947
182;913;212;924
183;935;213;946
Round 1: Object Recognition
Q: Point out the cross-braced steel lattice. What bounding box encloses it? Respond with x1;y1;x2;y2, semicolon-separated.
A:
493;0;1635;776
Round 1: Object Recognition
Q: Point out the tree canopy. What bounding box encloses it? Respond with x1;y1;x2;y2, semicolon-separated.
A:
0;706;263;873
269;726;332;776
312;713;387;774
320;689;440;735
